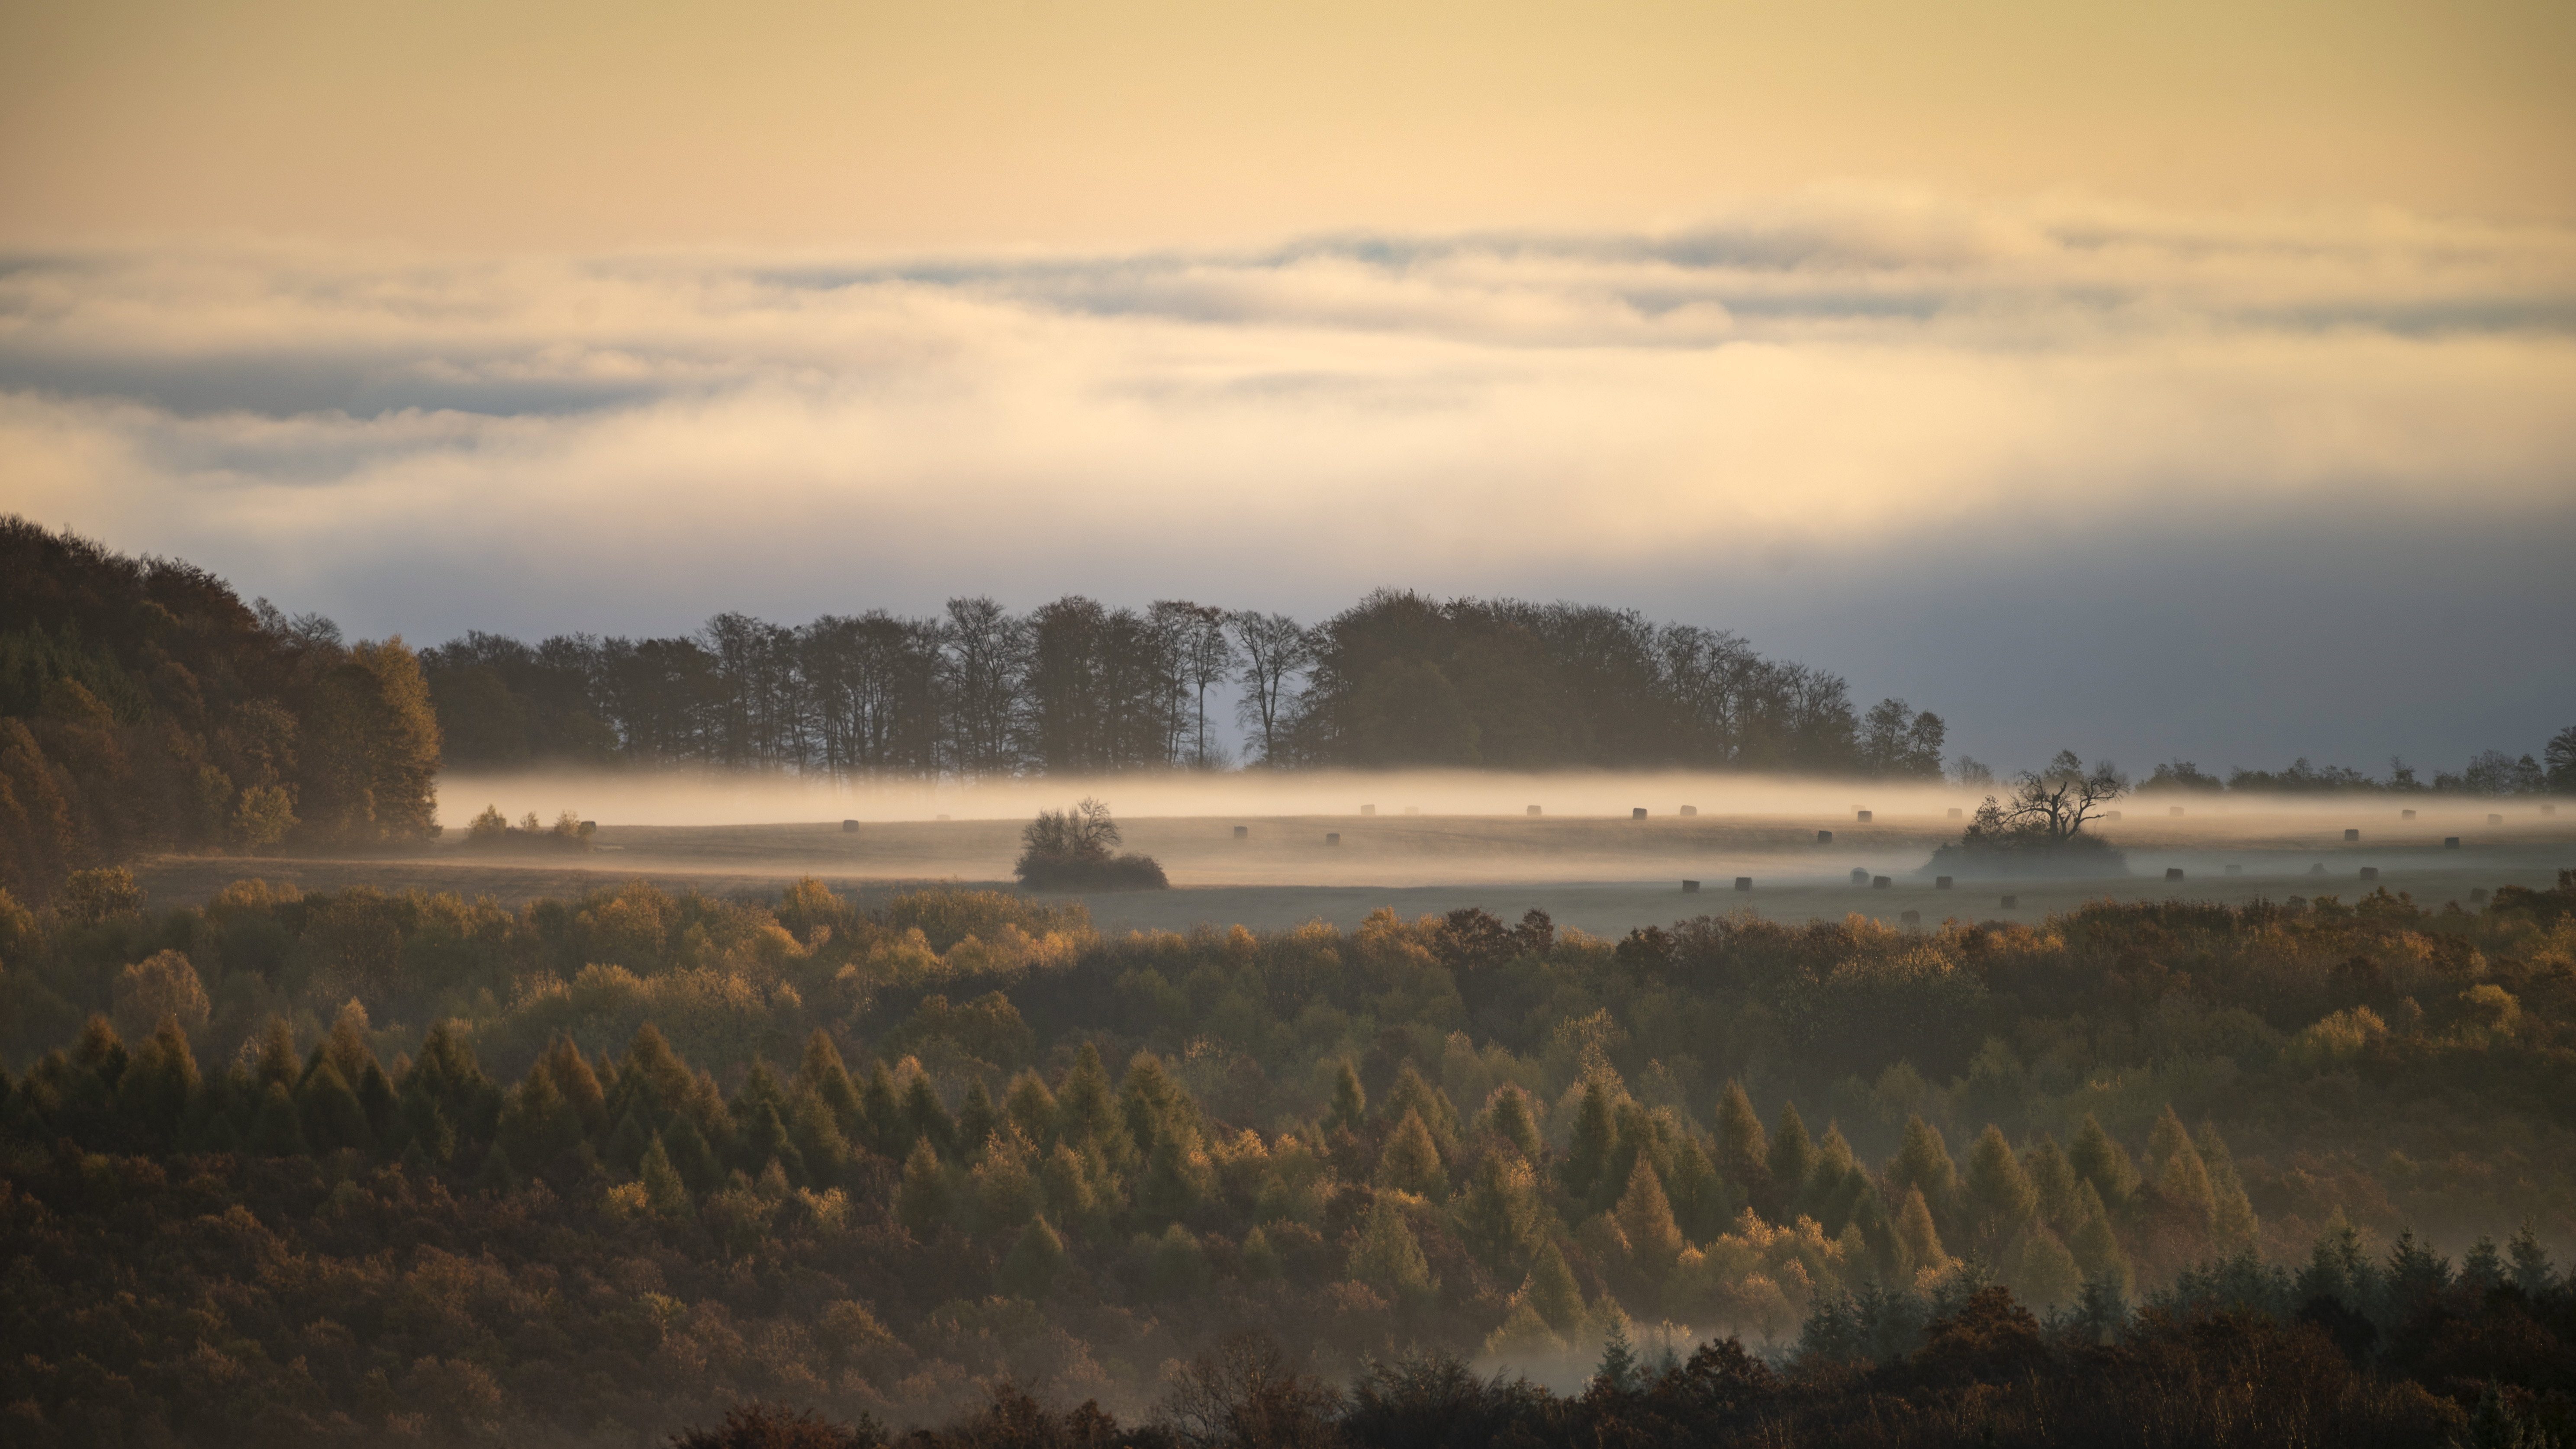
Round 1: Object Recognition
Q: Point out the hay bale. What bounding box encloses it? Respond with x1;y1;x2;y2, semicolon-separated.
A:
1233;825;1249;840
2488;813;2503;825
1680;805;1698;817
2000;895;2018;908
1633;807;1647;819
1850;867;1869;886
1856;809;1873;823
2402;809;2416;821
1935;876;1953;889
1816;829;1835;844
2445;837;2461;849
1735;877;1753;891
2309;862;2327;875
1325;832;1340;846
1901;909;1920;925
1871;875;1891;889
2359;866;2379;881
2166;867;2184;881
2344;829;2360;842
1682;880;1700;893
1527;805;1542;816
843;819;859;832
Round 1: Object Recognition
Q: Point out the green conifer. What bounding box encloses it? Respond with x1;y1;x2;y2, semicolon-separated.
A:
1768;1101;1816;1204
1349;1198;1436;1301
794;1030;863;1139
1001;1214;1066;1298
248;1080;308;1156
1614;1156;1685;1277
1325;1060;1367;1134
1375;1108;1449;1198
897;1139;953;1237
638;1136;692;1219
1964;1124;2038;1258
955;1078;1002;1161
298;1060;373;1154
1562;1078;1616;1204
1526;1240;1585;1333
1004;1069;1059;1146
1713;1080;1771;1208
1477;1084;1542;1163
2068;1114;2139;1210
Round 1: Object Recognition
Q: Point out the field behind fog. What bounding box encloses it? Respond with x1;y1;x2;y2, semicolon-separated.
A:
130;777;2576;936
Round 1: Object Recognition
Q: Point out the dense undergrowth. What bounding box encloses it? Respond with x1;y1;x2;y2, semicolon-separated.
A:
1;871;2572;1444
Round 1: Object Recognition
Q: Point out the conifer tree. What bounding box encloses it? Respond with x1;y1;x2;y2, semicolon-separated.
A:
1455;1150;1542;1270
1964;1124;2038;1259
900;1072;956;1161
638;1136;693;1219
1001;1214;1066;1298
1894;1184;1948;1279
540;1036;608;1139
250;1018;299;1092
2012;1226;2084;1311
1117;1053;1187;1157
1056;1045;1126;1162
955;1078;1001;1161
1137;1123;1209;1220
1562;1078;1616;1204
248;1079;308;1156
1349;1199;1436;1302
113;1018;199;1147
2195;1121;2259;1253
661;1112;722;1192
1240;1225;1282;1281
1376;1108;1449;1198
1324;1060;1367;1135
1885;1116;1959;1224
1005;1069;1059;1146
734;1097;807;1183
794;1029;863;1139
860;1060;903;1157
898;1139;953;1237
1477;1083;1542;1163
1148;1223;1211;1298
1614;1156;1686;1278
1385;1062;1460;1155
1768;1101;1816;1205
789;1086;854;1185
2069;1114;2139;1210
299;1060;373;1154
2069;1180;2133;1298
2023;1135;2080;1230
1665;1137;1731;1242
2508;1220;2555;1297
1040;1142;1101;1231
605;1108;655;1175
970;1133;1039;1233
1713;1081;1772;1211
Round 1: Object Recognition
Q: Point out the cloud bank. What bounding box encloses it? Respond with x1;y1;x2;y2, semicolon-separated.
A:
3;190;2571;769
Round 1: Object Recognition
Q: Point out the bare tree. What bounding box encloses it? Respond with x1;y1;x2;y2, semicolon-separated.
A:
1156;1331;1342;1449
1229;612;1313;767
1971;750;2127;847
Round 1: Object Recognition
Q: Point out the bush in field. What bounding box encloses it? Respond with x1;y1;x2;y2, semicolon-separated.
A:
1013;798;1166;891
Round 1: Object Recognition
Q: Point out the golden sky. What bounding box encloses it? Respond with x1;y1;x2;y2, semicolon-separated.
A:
4;0;2571;249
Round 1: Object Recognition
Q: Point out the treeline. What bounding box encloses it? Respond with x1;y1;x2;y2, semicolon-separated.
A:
2144;737;2576;797
422;591;1949;779
0;519;441;905
3;870;2573;1441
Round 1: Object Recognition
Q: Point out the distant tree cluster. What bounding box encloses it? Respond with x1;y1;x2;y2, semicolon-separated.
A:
2142;730;2576;796
0;519;442;905
421;590;1944;779
1013;799;1167;891
4;869;2574;1442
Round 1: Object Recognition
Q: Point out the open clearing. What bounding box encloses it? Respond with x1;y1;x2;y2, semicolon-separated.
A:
132;803;2576;937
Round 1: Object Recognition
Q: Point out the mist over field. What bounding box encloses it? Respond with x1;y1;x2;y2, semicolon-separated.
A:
8;2;2576;1445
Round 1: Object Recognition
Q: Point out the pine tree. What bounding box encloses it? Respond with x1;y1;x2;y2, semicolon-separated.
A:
1614;1156;1686;1277
2144;1105;2193;1179
1240;1225;1282;1281
970;1134;1039;1233
1885;1116;1958;1223
860;1060;904;1157
638;1136;692;1219
789;1086;854;1185
2508;1220;2555;1297
1455;1150;1542;1270
1005;1069;1059;1146
1592;1322;1640;1394
661;1113;721;1192
1963;1124;2038;1259
734;1097;807;1184
1562;1078;1616;1204
1376;1108;1449;1198
248;1080;308;1156
1001;1214;1066;1298
1137;1123;1209;1220
1325;1060;1367;1134
2069;1114;2139;1211
1385;1062;1460;1155
2023;1135;2080;1231
2461;1236;2505;1295
1767;1101;1816;1205
955;1078;1001;1160
473;1140;518;1194
794;1029;863;1140
251;1018;299;1091
898;1139;953;1237
1041;1141;1104;1230
540;1036;608;1139
1713;1081;1772;1213
604;1108;655;1175
298;1060;373;1154
1665;1137;1731;1243
1349;1199;1436;1301
1525;1227;1587;1330
2196;1121;2259;1253
1894;1184;1948;1278
113;1018;199;1148
1478;1084;1542;1163
2011;1226;2084;1311
1148;1223;1211;1298
2069;1180;2133;1298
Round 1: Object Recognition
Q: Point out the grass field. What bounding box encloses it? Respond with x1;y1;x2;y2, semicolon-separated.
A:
129;800;2576;937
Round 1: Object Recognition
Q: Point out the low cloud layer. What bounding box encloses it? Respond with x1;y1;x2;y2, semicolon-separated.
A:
3;190;2571;770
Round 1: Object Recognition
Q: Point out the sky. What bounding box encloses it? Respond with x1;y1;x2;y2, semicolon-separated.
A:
1;0;2571;774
